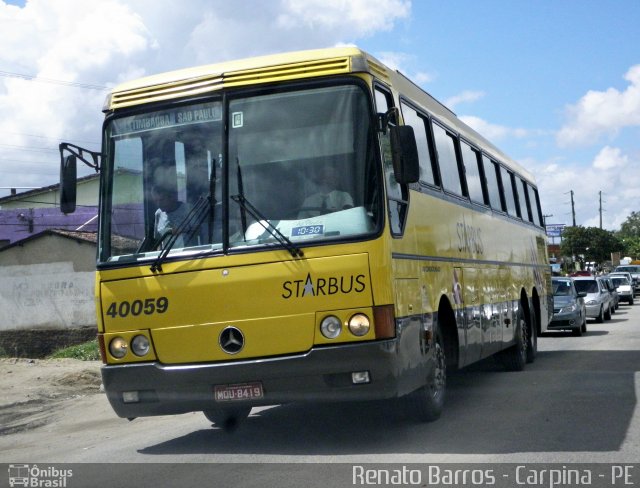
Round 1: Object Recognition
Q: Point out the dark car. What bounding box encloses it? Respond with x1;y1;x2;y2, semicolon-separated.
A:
550;277;587;335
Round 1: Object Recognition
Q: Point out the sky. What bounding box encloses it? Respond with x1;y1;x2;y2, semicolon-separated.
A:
0;0;639;231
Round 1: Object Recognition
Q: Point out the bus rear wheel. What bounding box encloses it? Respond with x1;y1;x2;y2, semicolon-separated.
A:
203;406;252;431
407;327;446;422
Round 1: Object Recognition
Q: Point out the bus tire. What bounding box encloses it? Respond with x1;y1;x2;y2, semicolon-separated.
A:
407;327;446;422
526;306;537;364
500;309;527;372
203;406;251;431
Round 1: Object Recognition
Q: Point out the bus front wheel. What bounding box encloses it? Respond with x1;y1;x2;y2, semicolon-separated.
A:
203;406;251;431
407;327;446;422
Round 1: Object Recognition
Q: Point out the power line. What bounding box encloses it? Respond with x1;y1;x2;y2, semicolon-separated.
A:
0;131;100;146
0;70;109;91
0;158;59;168
0;143;58;153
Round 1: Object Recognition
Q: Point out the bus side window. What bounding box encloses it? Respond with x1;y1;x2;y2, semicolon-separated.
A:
400;101;438;187
482;155;503;211
527;184;544;227
432;121;463;196
520;178;534;222
460;140;485;204
500;166;518;217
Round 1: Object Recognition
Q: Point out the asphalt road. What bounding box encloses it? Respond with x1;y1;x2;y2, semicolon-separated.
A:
1;300;639;486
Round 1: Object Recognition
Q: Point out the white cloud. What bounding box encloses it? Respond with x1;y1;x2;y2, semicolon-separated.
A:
458;115;529;141
279;0;411;38
444;90;485;110
592;145;628;170
529;146;640;231
374;51;436;86
0;0;412;193
557;64;640;147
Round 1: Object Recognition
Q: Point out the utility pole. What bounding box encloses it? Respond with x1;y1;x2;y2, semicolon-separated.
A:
566;190;576;226
599;191;604;229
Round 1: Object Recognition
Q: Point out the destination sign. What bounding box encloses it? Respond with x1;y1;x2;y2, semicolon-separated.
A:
111;102;222;136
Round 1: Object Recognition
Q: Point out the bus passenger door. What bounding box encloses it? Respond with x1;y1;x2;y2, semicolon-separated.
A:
459;267;482;365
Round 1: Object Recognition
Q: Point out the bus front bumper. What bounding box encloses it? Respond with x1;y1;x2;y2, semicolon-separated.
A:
101;338;429;418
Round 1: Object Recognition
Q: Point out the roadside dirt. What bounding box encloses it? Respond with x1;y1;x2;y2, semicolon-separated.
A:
0;358;102;435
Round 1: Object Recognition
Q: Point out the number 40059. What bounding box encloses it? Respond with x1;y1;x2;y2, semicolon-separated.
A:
105;297;169;318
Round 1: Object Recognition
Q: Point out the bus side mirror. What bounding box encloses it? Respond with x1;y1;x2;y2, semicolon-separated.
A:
390;125;419;184
60;154;77;214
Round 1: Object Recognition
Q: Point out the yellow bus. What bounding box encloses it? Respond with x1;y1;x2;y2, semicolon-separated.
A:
60;47;551;428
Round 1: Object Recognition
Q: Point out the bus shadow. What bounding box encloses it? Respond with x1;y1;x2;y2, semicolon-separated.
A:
139;350;638;456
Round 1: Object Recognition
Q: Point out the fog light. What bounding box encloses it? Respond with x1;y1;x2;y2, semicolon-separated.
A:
122;391;140;403
348;313;370;336
131;335;150;357
320;315;342;339
109;337;128;358
352;371;370;384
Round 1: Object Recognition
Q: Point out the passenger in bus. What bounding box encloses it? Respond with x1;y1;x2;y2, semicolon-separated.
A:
298;165;353;218
152;184;192;248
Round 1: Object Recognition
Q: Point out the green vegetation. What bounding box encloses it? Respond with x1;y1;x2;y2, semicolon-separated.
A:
49;339;100;361
556;211;640;271
617;211;640;258
560;226;623;264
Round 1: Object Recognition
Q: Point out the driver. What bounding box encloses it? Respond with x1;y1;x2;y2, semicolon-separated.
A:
298;165;353;218
152;184;191;248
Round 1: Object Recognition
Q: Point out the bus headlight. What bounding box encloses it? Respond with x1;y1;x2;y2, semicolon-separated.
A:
348;313;370;336
131;335;150;356
109;337;128;358
320;315;342;339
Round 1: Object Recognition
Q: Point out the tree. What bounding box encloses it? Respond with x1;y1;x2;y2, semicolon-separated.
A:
620;236;640;259
616;211;640;258
560;226;624;265
618;211;640;239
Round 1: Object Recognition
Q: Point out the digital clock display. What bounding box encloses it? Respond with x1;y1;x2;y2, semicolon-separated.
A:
291;225;324;237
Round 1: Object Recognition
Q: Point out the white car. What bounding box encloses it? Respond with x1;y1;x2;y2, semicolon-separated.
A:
613;265;640;294
609;275;634;305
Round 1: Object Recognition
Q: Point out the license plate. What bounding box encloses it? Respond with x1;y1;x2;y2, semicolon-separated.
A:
214;382;263;402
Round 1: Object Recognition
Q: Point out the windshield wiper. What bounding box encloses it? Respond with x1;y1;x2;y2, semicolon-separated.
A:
230;194;303;258
150;195;210;273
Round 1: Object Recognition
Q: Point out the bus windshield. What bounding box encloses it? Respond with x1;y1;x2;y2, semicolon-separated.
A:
99;82;381;264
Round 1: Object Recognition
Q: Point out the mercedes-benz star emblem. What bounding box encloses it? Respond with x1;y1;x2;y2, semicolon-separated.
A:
219;326;244;354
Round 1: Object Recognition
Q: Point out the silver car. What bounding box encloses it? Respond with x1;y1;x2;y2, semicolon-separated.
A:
601;276;619;310
572;276;614;323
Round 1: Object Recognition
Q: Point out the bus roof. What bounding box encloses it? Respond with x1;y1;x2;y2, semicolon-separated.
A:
105;46;532;182
105;46;377;111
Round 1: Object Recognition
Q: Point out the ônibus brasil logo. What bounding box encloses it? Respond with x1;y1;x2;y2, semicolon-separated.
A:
8;464;73;487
